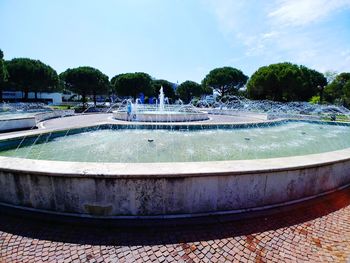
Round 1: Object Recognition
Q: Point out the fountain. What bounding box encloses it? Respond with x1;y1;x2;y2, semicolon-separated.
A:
113;87;209;122
0;97;349;220
0;117;349;219
192;96;350;121
159;86;165;112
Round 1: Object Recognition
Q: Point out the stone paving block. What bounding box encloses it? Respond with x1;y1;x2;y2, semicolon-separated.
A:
1;187;350;263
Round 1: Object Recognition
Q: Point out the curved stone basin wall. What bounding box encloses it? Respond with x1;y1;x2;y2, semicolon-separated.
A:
34;110;75;122
0;110;75;132
0;117;37;132
0;147;349;218
113;111;209;122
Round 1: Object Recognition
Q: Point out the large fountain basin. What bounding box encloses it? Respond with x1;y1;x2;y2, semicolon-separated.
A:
0;121;349;218
0;149;349;218
1;121;350;162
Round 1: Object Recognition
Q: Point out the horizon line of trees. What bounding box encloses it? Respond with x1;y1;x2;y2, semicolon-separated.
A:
1;48;350;107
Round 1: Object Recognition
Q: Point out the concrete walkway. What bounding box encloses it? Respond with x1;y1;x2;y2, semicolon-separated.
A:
39;113;267;129
0;113;269;139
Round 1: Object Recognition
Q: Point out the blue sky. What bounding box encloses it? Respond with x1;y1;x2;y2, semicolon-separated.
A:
1;0;350;83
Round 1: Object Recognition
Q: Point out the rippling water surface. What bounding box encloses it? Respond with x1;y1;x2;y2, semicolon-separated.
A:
1;122;350;162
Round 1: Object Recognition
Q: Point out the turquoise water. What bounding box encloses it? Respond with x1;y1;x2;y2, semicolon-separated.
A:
0;122;350;163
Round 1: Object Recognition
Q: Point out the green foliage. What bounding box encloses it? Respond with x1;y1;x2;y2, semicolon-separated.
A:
60;67;109;106
343;81;350;106
309;95;320;104
324;70;338;83
112;72;153;98
247;62;327;102
6;49;350;108
5;58;59;100
176;80;203;103
324;72;350;106
0;49;9;101
201;84;213;96
202;67;248;97
151;79;175;100
237;88;247;97
49;105;71;110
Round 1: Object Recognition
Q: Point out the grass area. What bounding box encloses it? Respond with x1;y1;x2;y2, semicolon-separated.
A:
49;105;72;110
321;114;350;122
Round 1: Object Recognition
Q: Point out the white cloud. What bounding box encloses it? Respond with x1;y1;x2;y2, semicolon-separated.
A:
341;50;350;64
262;31;280;39
203;0;350;74
202;0;251;34
268;0;350;27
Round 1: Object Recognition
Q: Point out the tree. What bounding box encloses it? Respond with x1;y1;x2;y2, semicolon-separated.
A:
247;62;327;102
324;70;338;84
33;62;59;99
202;67;248;97
112;72;153;99
324;72;350;106
5;58;59;101
151;79;176;101
60;67;109;108
176;81;203;103
343;80;350;106
0;49;8;101
299;66;327;102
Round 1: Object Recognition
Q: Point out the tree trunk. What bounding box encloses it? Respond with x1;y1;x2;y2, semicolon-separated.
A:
82;94;86;111
24;88;29;101
35;92;38;100
319;89;324;104
220;86;225;98
0;88;2;102
93;93;97;107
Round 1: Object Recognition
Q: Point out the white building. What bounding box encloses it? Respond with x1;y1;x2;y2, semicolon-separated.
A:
2;91;62;104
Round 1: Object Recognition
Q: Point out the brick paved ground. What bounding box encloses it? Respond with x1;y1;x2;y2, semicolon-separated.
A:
0;187;350;263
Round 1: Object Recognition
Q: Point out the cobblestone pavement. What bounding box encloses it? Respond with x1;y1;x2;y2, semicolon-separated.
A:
0;187;349;262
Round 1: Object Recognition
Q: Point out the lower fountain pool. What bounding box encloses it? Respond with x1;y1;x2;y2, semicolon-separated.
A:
1;119;350;218
1;121;350;163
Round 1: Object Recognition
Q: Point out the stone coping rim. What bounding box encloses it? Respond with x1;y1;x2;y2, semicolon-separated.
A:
0;116;36;121
0;110;74;122
0;146;350;179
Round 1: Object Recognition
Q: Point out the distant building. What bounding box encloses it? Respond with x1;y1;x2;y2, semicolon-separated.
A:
2;91;62;104
62;90;81;102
